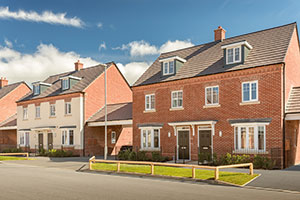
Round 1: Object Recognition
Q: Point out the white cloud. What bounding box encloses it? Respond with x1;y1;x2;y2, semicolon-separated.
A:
0;44;98;84
98;42;106;51
97;22;103;28
116;62;150;85
114;39;194;57
4;38;13;48
0;6;84;28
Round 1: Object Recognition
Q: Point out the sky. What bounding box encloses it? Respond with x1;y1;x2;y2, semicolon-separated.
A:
0;0;300;85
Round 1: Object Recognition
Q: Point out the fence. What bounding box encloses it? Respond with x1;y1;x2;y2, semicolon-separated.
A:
0;152;29;160
88;156;253;180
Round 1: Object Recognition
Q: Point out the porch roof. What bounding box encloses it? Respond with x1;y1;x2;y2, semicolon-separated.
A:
168;120;217;126
228;118;272;125
31;126;56;131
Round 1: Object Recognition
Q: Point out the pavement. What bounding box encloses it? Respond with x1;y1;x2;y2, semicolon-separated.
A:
0;161;299;200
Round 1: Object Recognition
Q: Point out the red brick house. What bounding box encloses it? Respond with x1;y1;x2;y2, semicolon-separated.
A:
0;79;31;151
16;61;132;156
132;23;300;168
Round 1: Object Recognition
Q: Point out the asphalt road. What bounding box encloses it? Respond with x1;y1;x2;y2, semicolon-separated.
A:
0;162;299;200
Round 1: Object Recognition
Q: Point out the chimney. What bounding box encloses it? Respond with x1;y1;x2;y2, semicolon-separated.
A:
214;26;226;41
74;60;83;71
0;77;8;88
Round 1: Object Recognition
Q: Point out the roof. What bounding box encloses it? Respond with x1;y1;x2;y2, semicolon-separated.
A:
88;102;132;122
286;87;300;113
134;23;296;86
0;82;27;99
18;62;114;102
0;114;17;128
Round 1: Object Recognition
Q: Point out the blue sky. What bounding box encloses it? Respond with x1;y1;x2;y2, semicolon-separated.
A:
0;0;300;85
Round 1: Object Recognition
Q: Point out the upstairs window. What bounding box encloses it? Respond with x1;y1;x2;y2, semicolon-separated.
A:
23;107;28;120
163;61;175;75
226;47;241;64
145;94;155;111
33;85;40;95
50;104;56;117
242;81;258;102
171;91;183;108
35;106;40;118
65;102;72;115
205;86;219;105
62;79;69;90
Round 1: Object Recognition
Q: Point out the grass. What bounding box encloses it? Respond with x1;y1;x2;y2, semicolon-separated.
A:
0;156;29;161
92;163;258;186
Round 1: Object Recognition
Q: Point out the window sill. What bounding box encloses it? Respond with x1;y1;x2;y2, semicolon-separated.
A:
143;109;156;113
61;145;75;147
239;101;260;106
169;107;184;111
49;116;56;119
22;119;28;121
140;148;160;151
64;114;72;117
233;150;268;154
203;104;220;108
35;117;41;120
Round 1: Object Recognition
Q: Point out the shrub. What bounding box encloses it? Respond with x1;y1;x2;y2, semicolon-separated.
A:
128;151;137;161
198;152;212;163
137;151;149;161
151;152;169;162
2;148;23;153
118;149;131;160
253;155;275;170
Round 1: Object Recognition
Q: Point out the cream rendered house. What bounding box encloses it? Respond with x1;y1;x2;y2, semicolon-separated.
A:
16;61;132;155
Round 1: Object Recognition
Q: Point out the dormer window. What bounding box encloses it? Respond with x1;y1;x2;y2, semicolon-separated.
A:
227;47;241;64
32;82;51;96
221;41;253;65
62;78;69;90
163;61;174;75
33;84;40;95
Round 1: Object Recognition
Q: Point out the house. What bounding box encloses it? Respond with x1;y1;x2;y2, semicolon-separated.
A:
132;23;300;168
0;79;31;151
16;61;132;156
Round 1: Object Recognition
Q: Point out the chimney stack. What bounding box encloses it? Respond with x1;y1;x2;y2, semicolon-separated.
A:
214;26;226;41
0;77;8;88
74;60;83;71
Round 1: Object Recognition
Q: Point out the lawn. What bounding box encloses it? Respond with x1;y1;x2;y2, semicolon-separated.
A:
91;163;258;186
0;156;29;161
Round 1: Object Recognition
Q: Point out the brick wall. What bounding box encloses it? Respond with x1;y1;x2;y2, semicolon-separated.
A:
0;130;16;151
0;83;31;123
84;125;132;156
133;64;284;166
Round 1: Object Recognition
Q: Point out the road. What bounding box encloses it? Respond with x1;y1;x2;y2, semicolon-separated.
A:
0;161;299;200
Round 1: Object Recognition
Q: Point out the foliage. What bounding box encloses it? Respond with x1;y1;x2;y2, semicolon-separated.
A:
151;152;169;162
198;152;212;163
117;150;169;162
38;148;73;157
253;155;275;170
2;148;23;153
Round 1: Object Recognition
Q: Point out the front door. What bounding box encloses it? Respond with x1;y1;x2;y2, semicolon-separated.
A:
48;133;53;150
178;130;190;159
38;133;43;150
199;130;212;155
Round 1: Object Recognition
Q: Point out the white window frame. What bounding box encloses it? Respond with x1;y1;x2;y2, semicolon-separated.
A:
35;106;40;118
19;132;29;146
65;102;72;115
233;124;267;152
61;129;74;146
145;94;155;111
171;90;183;109
242;80;258;102
50;104;56;117
163;60;175;75
226;46;241;64
23;107;28;120
111;131;116;144
205;86;219;105
33;84;40;95
140;128;160;150
62;78;69;90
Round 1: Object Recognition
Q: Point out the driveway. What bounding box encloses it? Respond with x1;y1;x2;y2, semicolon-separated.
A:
0;162;299;200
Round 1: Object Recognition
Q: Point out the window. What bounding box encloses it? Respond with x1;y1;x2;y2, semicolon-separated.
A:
19;132;29;146
242;81;258;102
62;79;69;90
33;85;40;95
205;86;219;105
171;91;183;108
65;102;71;115
226;47;241;64
145;94;155;111
35;106;40;118
163;61;175;75
141;128;160;149
23;107;28;120
62;130;74;145
234;125;266;152
111;131;116;144
50;104;56;117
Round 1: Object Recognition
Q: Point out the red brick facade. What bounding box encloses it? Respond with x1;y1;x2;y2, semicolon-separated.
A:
133;64;286;167
0;130;17;151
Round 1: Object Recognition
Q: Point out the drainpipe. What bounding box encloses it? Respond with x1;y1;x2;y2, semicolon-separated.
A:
283;63;286;169
104;64;108;160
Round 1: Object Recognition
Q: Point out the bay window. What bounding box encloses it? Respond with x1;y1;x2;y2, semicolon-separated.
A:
141;128;160;149
19;132;29;146
62;130;74;145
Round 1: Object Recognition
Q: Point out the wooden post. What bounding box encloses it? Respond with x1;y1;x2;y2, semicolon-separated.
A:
117;162;120;172
214;167;219;180
151;164;154;175
249;163;254;175
26;153;29;160
192;166;196;179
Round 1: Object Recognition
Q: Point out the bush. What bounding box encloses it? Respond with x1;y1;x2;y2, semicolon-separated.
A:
151;152;169;162
118;149;131;160
253;155;275;170
198;152;212;163
212;153;251;166
2;148;23;153
137;151;149;161
117;150;169;162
